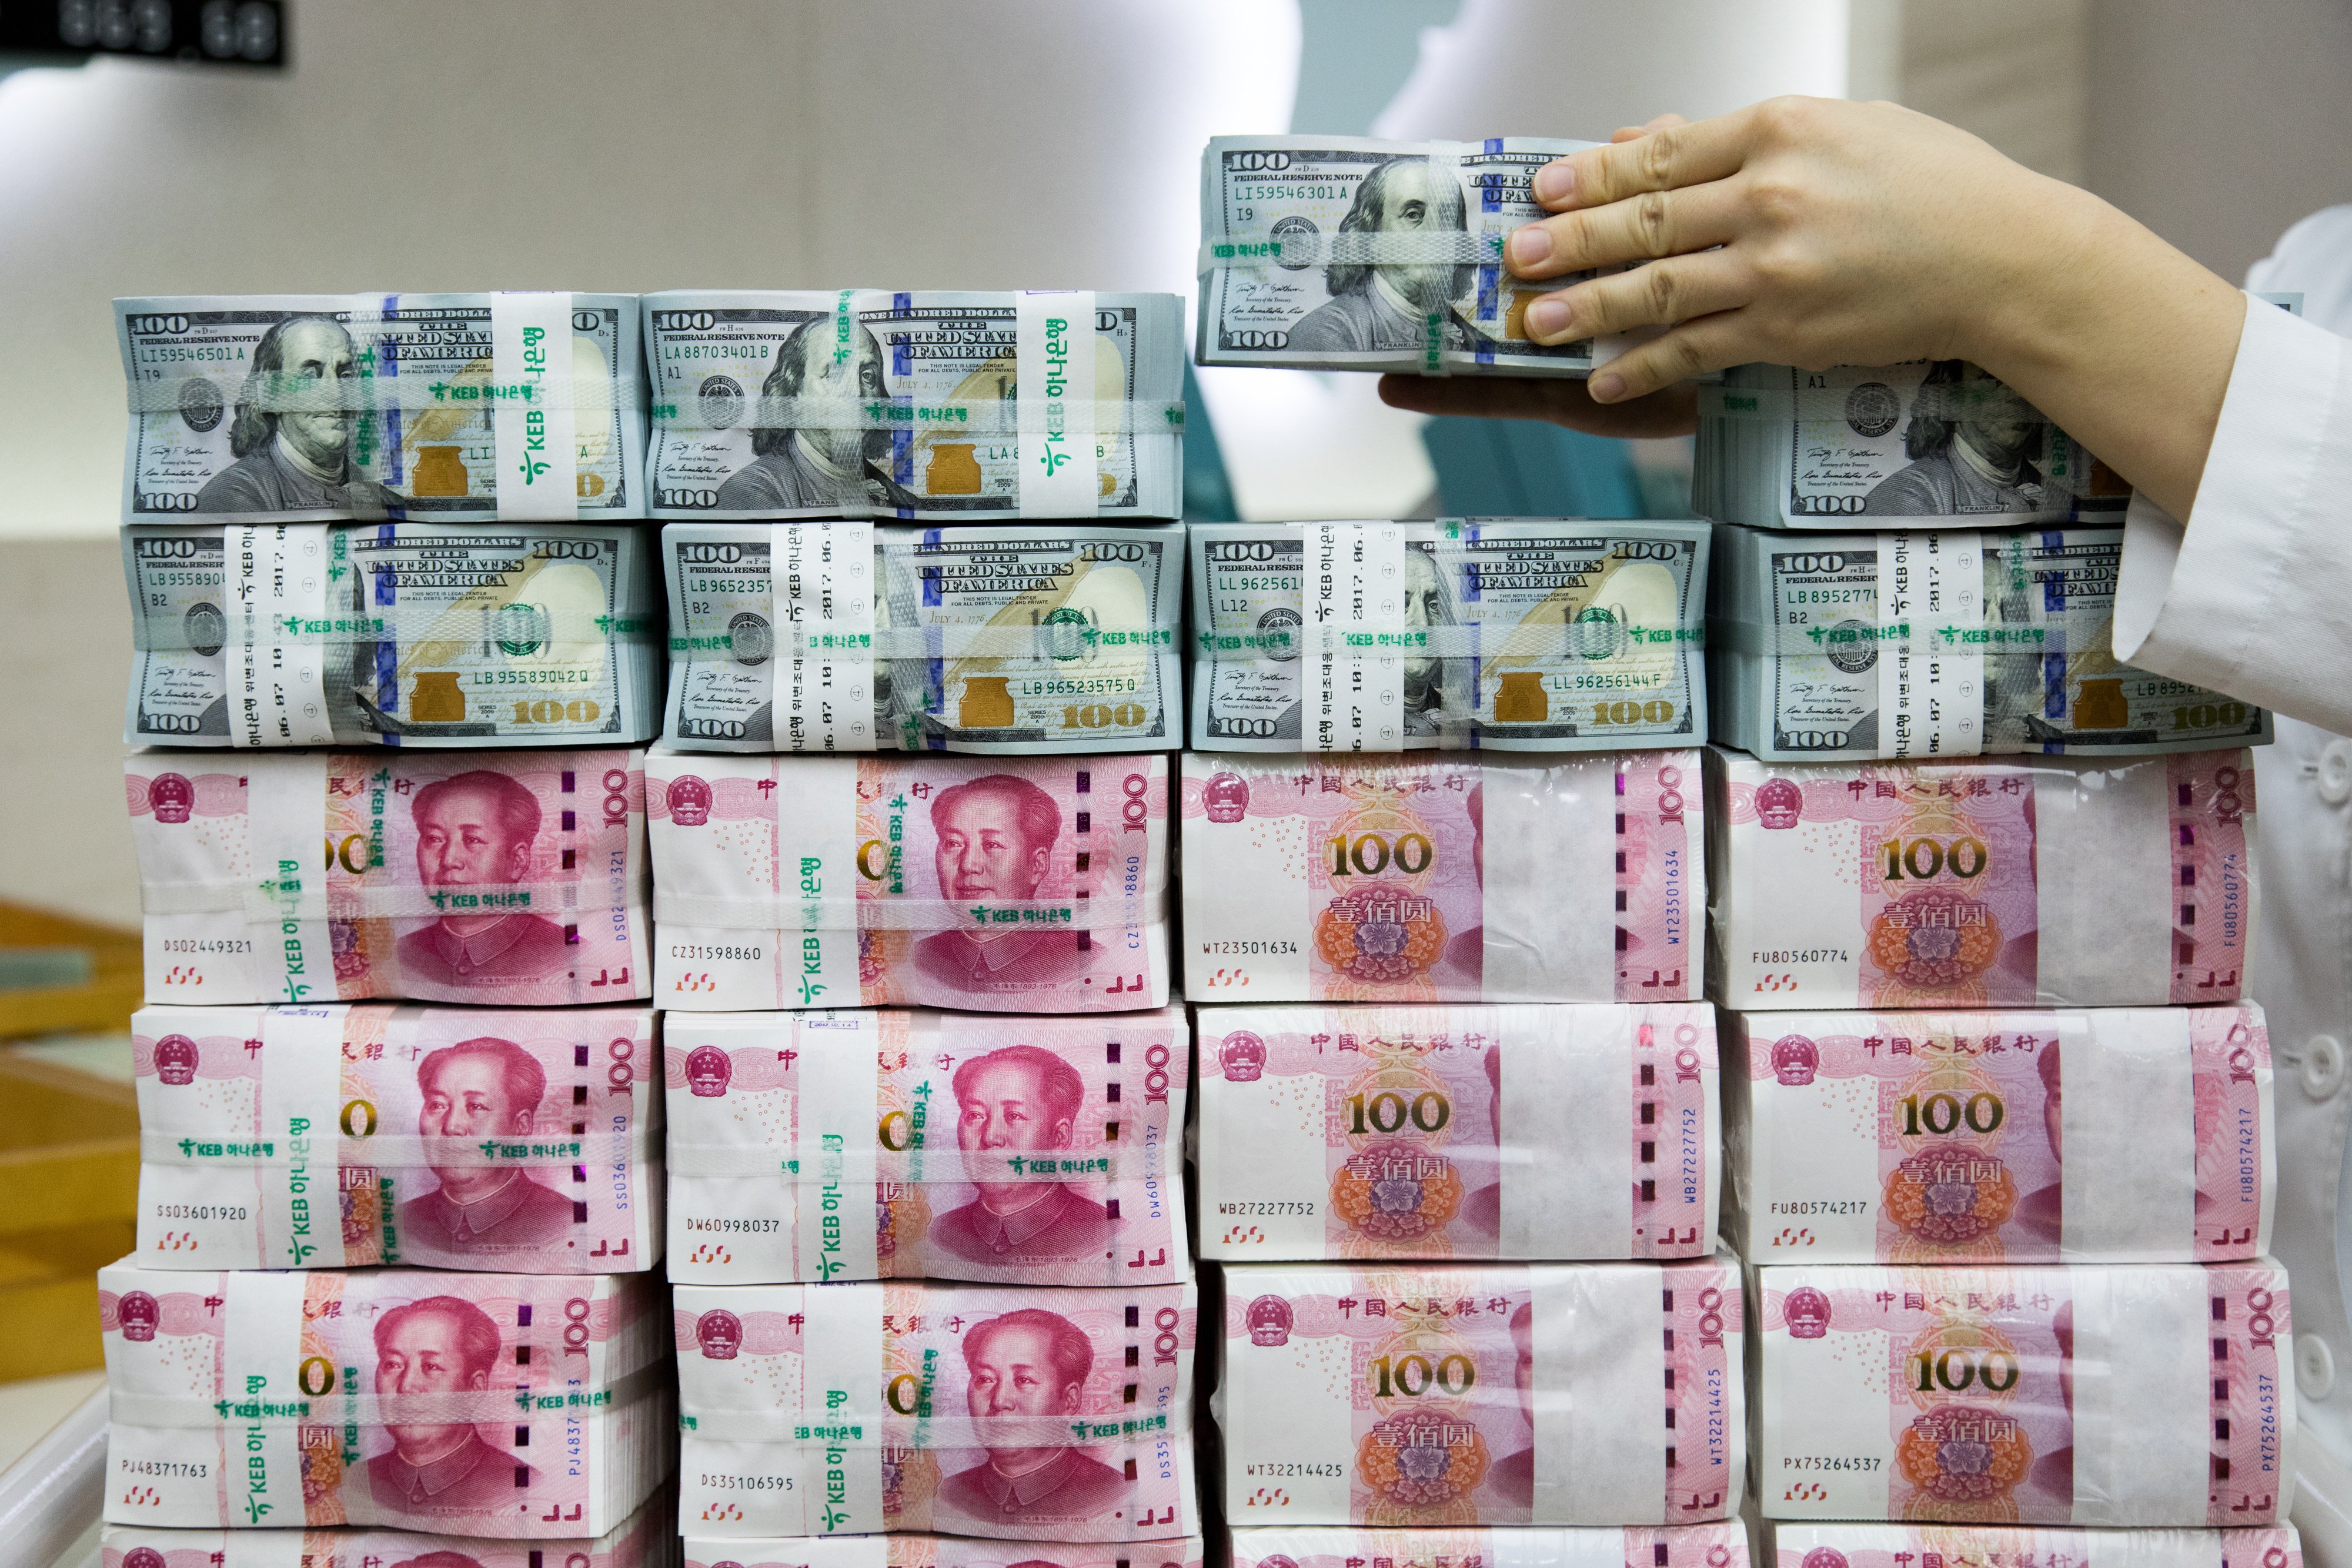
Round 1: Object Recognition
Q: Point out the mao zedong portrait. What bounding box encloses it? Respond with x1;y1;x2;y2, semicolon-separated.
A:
934;1045;1110;1263
1287;156;1475;356
713;316;917;513
368;1294;532;1516
397;770;570;989
399;1037;576;1255
197;315;404;515
913;774;1093;991
940;1308;1128;1527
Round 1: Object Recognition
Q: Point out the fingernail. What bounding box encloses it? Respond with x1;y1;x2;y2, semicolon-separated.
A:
1590;371;1625;402
1533;161;1575;204
1524;297;1571;339
1509;225;1552;268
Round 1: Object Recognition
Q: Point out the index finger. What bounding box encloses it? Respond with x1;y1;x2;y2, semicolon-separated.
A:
1534;108;1752;211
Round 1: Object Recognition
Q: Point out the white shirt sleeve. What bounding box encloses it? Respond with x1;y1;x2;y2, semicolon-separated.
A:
2113;291;2352;730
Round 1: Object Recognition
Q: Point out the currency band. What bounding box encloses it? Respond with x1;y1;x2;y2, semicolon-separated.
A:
110;1359;670;1430
654;395;1184;436
671;625;1175;660
1200;231;1521;271
1696;384;2063;424
134;610;658;653
664;1142;1158;1182
123;375;639;417
652;892;1161;932
142;874;643;922
1193;624;1700;658
677;1409;1186;1447
141;1128;653;1168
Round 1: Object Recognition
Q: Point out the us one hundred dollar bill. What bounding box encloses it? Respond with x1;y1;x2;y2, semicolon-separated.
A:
1214;1259;1743;1525
674;1280;1198;1541
1708;524;2271;760
643;291;1183;520
99;1261;672;1535
1707;748;2256;1011
125;522;659;748
684;1534;1205;1568
663;521;1181;753
1756;1261;2293;1524
104;1499;675;1568
1728;1005;2274;1265
1180;751;1702;1005
1198;136;1623;376
1192;520;1707;751
664;1005;1190;1285
1233;1524;1750;1568
646;751;1170;1012
116;294;646;523
126;748;652;1007
132;1002;661;1272
1763;1523;2301;1568
1197;1003;1718;1261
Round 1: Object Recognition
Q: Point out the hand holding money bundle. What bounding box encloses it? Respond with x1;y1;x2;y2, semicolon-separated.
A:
116;295;646;522
674;1281;1198;1540
647;752;1170;1012
1757;1261;2293;1524
684;1535;1206;1568
1728;1005;2273;1263
100;1263;672;1534
1708;747;2256;1009
1191;521;1707;752
665;1006;1189;1285
1197;137;1617;376
644;291;1182;520
664;522;1181;754
1231;1524;1750;1568
1197;1004;1717;1261
1709;524;2270;759
127;749;652;1006
1214;1260;1743;1524
126;523;659;748
132;1003;660;1272
1180;753;1700;1004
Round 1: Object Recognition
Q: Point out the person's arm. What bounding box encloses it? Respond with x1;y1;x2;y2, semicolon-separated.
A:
1378;97;2244;520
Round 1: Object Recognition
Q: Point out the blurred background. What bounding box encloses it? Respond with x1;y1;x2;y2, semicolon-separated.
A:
0;0;2347;1430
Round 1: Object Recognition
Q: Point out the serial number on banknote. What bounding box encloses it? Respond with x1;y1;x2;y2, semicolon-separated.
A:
1781;1456;1885;1472
1199;940;1302;955
1242;1462;1348;1478
119;1460;209;1478
683;1218;782;1232
1768;1202;1871;1216
698;1473;798;1492
1217;1201;1319;1216
670;944;766;961
156;939;253;954
1750;948;1852;964
152;1203;250;1220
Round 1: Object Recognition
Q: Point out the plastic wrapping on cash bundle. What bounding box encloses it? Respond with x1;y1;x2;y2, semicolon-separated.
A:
1196;1003;1718;1260
1190;520;1709;753
102;1495;677;1568
1213;1259;1745;1525
646;751;1170;1012
98;1262;673;1535
673;1281;1198;1542
131;1002;662;1272
1725;1005;2274;1263
664;1006;1190;1285
1230;1524;1750;1568
642;290;1184;520
1179;751;1702;1004
1706;747;2257;1010
1756;1260;2294;1524
115;293;647;523
682;1534;1206;1568
1706;523;2270;760
125;748;653;1006
662;521;1182;754
1762;1522;2302;1568
123;522;660;748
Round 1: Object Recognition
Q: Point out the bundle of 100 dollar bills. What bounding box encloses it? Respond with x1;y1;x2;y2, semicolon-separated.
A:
1191;519;1707;751
643;290;1184;520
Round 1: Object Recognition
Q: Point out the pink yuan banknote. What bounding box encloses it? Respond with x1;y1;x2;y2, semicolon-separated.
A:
131;1003;662;1272
1179;752;1702;1005
98;1263;670;1536
103;1495;674;1568
1765;1522;2300;1568
1215;1260;1744;1526
666;1007;1190;1285
126;750;652;1007
1230;1523;1749;1568
674;1281;1198;1542
1730;1005;2273;1263
1197;1003;1717;1261
682;1533;1206;1568
647;752;1170;1011
1710;748;2254;1009
1757;1262;2293;1525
